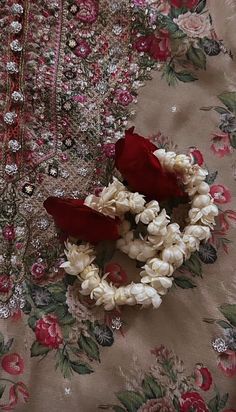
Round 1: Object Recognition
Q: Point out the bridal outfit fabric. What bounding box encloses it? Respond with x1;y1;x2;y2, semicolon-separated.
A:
0;0;236;410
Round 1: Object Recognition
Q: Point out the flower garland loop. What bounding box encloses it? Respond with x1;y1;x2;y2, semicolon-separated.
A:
60;148;218;310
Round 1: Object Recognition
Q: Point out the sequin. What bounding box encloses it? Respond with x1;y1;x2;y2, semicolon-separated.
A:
4;112;17;124
6;62;19;74
10;39;23;52
8;139;21;152
212;337;228;353
11;91;24;102
5;164;18;175
10;21;22;33
11;3;24;14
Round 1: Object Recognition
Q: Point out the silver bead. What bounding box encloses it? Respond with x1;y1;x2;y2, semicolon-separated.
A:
8;139;21;152
10;40;23;52
4;112;17;125
10;21;22;33
11;4;24;14
6;61;19;74
5;163;18;175
11;91;24;102
212;337;228;353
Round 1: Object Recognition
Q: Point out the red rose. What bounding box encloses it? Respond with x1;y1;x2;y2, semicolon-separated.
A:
171;0;199;8
188;147;204;166
35;314;63;349
76;0;99;23
74;39;91;58
194;365;212;391
115;128;184;201
105;263;128;286
134;33;171;61
181;392;209;412
44;197;120;244
1;353;24;375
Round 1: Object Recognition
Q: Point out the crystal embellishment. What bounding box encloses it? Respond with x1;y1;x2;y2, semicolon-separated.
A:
11;4;24;14
10;40;23;52
11;91;24;102
10;21;22;33
8;139;21;152
5;164;18;175
6;62;19;74
4;112;17;125
212;337;228;353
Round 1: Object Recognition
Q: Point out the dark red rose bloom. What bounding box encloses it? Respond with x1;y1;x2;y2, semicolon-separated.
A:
1;353;24;376
35;315;63;349
115;128;184;201
181;392;209;412
44;197;120;244
194;365;212;391
134;33;171;62
171;0;199;8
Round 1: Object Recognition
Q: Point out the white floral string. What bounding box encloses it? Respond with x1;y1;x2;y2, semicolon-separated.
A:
61;149;218;310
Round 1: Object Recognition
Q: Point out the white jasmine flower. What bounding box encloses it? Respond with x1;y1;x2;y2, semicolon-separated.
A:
161;243;185;267
147;210;170;236
91;280;116;311
154;149;176;171
141;258;174;278
61;242;95;276
184;225;211;241
135;200;160;225
130;283;162;308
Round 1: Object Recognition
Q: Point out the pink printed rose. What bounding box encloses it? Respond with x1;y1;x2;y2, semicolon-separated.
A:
1;353;24;375
74;39;92;58
180;392;209;412
174;12;211;38
30;262;46;281
210;185;232;204
35;314;63;349
2;225;15;241
116;89;133;106
194;365;212;391
189;147;204;166
76;0;99;23
211;133;233;157
218;350;236;377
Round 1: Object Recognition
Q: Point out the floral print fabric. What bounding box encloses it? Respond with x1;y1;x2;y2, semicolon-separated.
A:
0;0;236;411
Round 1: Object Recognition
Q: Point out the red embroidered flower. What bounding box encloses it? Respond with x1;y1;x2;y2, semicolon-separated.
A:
2;225;15;241
105;263;128;286
0;382;29;411
180;392;209;412
134;33;171;62
210;133;233;157
1;353;24;376
76;0;99;23
116;89;133;106
189;147;204;166
30;262;46;281
218;350;236;378
0;275;13;297
115;128;184;202
102;143;116;158
194;365;212;391
170;0;199;8
210;185;232;204
44;197;120;244
74;39;92;58
35;314;63;349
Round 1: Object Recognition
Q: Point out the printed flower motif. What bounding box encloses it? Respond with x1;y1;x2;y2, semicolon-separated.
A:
35;314;63;349
154;0;171;16
174;12;211;38
1;353;24;375
134;33;171;62
210;185;232;204
30;261;47;281
137;397;174;412
217;350;236;377
180;391;209;412
210;133;233;158
0;382;29;411
2;225;15;241
194;365;212;391
105;263;128;286
74;39;92;58
102;143;115;158
115;89;133;106
0;275;13;298
76;0;99;23
171;0;199;8
44;197;120;243
115;128;184;202
188;147;204;166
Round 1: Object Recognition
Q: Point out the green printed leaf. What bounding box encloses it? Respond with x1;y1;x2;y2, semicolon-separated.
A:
218;92;236;113
229;133;236;149
175;71;198;83
187;46;206;69
70;361;93;375
28;315;38;330
174;277;197;289
219;304;236;327
216;320;233;329
95;240;116;268
195;0;206;13
30;341;50;357
219;393;229;409
142;375;163;399
116;391;145;412
184;254;202;277
113;407;126;412
79;335;100;362
206;171;218;185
